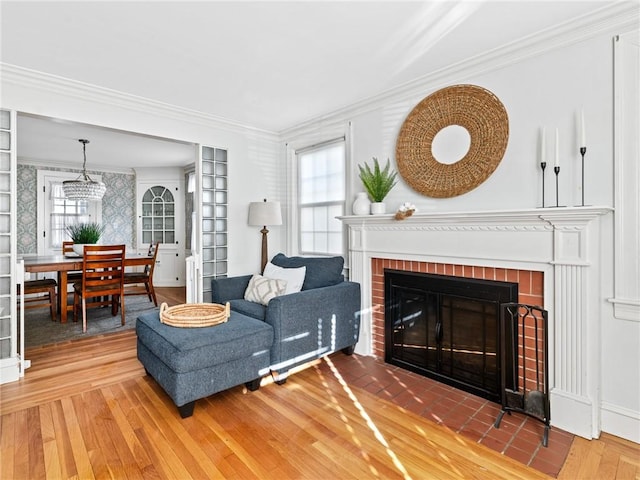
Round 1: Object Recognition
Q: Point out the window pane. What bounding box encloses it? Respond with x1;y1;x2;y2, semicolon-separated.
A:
328;205;343;231
315;232;328;253
299;142;345;204
300;232;314;252
328;233;342;255
162;189;175;202
300;178;314;198
313;206;328;232
300;208;313;231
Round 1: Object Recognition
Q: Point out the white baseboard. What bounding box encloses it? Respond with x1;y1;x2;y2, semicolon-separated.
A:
0;357;20;385
601;402;640;443
550;388;595;439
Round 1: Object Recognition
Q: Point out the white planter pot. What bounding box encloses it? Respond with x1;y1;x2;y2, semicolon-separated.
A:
352;192;371;215
72;244;93;256
370;202;386;215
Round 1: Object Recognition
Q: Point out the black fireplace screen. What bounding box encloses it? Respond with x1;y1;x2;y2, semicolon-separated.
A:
384;269;518;402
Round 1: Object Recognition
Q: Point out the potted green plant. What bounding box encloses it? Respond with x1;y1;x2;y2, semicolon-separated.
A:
66;222;105;255
357;157;398;214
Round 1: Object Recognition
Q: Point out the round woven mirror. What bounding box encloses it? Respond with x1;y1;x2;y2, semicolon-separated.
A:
396;84;509;198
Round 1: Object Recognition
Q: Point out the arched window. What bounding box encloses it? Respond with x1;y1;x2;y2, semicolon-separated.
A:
141;186;175;245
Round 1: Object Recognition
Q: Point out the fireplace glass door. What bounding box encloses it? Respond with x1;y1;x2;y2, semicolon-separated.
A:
385;270;518;402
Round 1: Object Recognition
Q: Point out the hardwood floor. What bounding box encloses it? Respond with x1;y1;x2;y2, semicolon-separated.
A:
1;287;637;479
558;433;640;480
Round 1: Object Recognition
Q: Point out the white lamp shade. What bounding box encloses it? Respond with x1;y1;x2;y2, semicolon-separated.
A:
248;201;282;226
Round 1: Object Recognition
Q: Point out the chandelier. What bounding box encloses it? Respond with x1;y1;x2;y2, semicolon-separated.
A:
62;139;106;201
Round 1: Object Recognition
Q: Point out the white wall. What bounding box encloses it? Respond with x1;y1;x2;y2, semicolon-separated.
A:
282;17;639;441
343;36;614;214
1;68;283;278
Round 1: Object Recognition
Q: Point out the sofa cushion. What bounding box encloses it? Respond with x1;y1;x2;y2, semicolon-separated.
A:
229;299;266;321
244;274;286;305
271;253;344;290
263;262;306;295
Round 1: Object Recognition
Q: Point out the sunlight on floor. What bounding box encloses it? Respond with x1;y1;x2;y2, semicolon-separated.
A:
321;356;413;480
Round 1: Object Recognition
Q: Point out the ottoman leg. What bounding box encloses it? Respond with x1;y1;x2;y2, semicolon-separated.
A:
245;378;261;391
177;401;195;418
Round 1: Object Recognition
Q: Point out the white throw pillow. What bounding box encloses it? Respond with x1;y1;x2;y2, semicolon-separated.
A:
244;274;287;306
263;262;306;295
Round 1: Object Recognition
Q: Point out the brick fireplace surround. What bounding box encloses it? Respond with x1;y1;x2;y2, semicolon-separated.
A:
340;206;611;441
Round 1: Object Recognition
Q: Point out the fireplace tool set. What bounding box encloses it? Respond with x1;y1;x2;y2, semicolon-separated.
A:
494;303;551;447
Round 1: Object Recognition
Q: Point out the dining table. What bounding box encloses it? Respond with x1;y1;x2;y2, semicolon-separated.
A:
21;252;155;324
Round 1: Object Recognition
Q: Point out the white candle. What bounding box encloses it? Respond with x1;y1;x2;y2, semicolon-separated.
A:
580;108;586;148
555;128;560;167
540;127;546;165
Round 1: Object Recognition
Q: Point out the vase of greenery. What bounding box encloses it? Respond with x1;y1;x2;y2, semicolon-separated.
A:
358;157;398;214
66;222;105;256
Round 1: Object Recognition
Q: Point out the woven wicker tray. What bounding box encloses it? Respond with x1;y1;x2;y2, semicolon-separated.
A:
159;302;230;328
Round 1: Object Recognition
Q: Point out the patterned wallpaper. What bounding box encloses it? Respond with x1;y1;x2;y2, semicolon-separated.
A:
16;165;37;253
185;170;194;251
101;171;136;247
16;164;136;254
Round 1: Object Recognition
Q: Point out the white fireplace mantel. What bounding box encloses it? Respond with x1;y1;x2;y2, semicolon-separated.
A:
339;206;612;439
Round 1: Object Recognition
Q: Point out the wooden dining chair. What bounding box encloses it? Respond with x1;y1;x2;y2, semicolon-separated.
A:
19;278;58;321
124;242;159;306
72;244;126;333
62;241;74;256
60;240;83;294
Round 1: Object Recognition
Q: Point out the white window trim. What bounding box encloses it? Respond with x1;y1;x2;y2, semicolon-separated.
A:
285;122;353;258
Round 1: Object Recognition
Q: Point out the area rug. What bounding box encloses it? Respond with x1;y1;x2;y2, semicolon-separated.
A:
24;295;159;348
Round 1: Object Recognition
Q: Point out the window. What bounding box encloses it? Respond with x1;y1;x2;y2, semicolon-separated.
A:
297;139;345;255
37;171;102;255
141;185;176;245
49;183;93;247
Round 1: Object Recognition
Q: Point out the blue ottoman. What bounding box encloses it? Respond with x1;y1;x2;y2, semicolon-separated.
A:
136;309;274;418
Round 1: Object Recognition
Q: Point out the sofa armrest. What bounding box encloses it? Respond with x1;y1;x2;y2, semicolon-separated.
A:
211;275;252;303
265;281;361;373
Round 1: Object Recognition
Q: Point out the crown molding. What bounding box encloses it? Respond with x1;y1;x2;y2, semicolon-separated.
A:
0;63;280;141
281;2;640;138
18;158;135;176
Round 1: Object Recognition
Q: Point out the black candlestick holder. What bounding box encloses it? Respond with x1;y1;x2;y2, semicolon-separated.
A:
554;165;561;207
580;146;587;206
540;161;547;208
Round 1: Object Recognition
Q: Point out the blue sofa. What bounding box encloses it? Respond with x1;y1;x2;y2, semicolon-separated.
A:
136;254;361;417
212;253;361;383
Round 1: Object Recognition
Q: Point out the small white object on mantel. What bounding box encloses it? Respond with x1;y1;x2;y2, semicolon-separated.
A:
370;202;386;215
394;202;416;220
352;192;371;215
